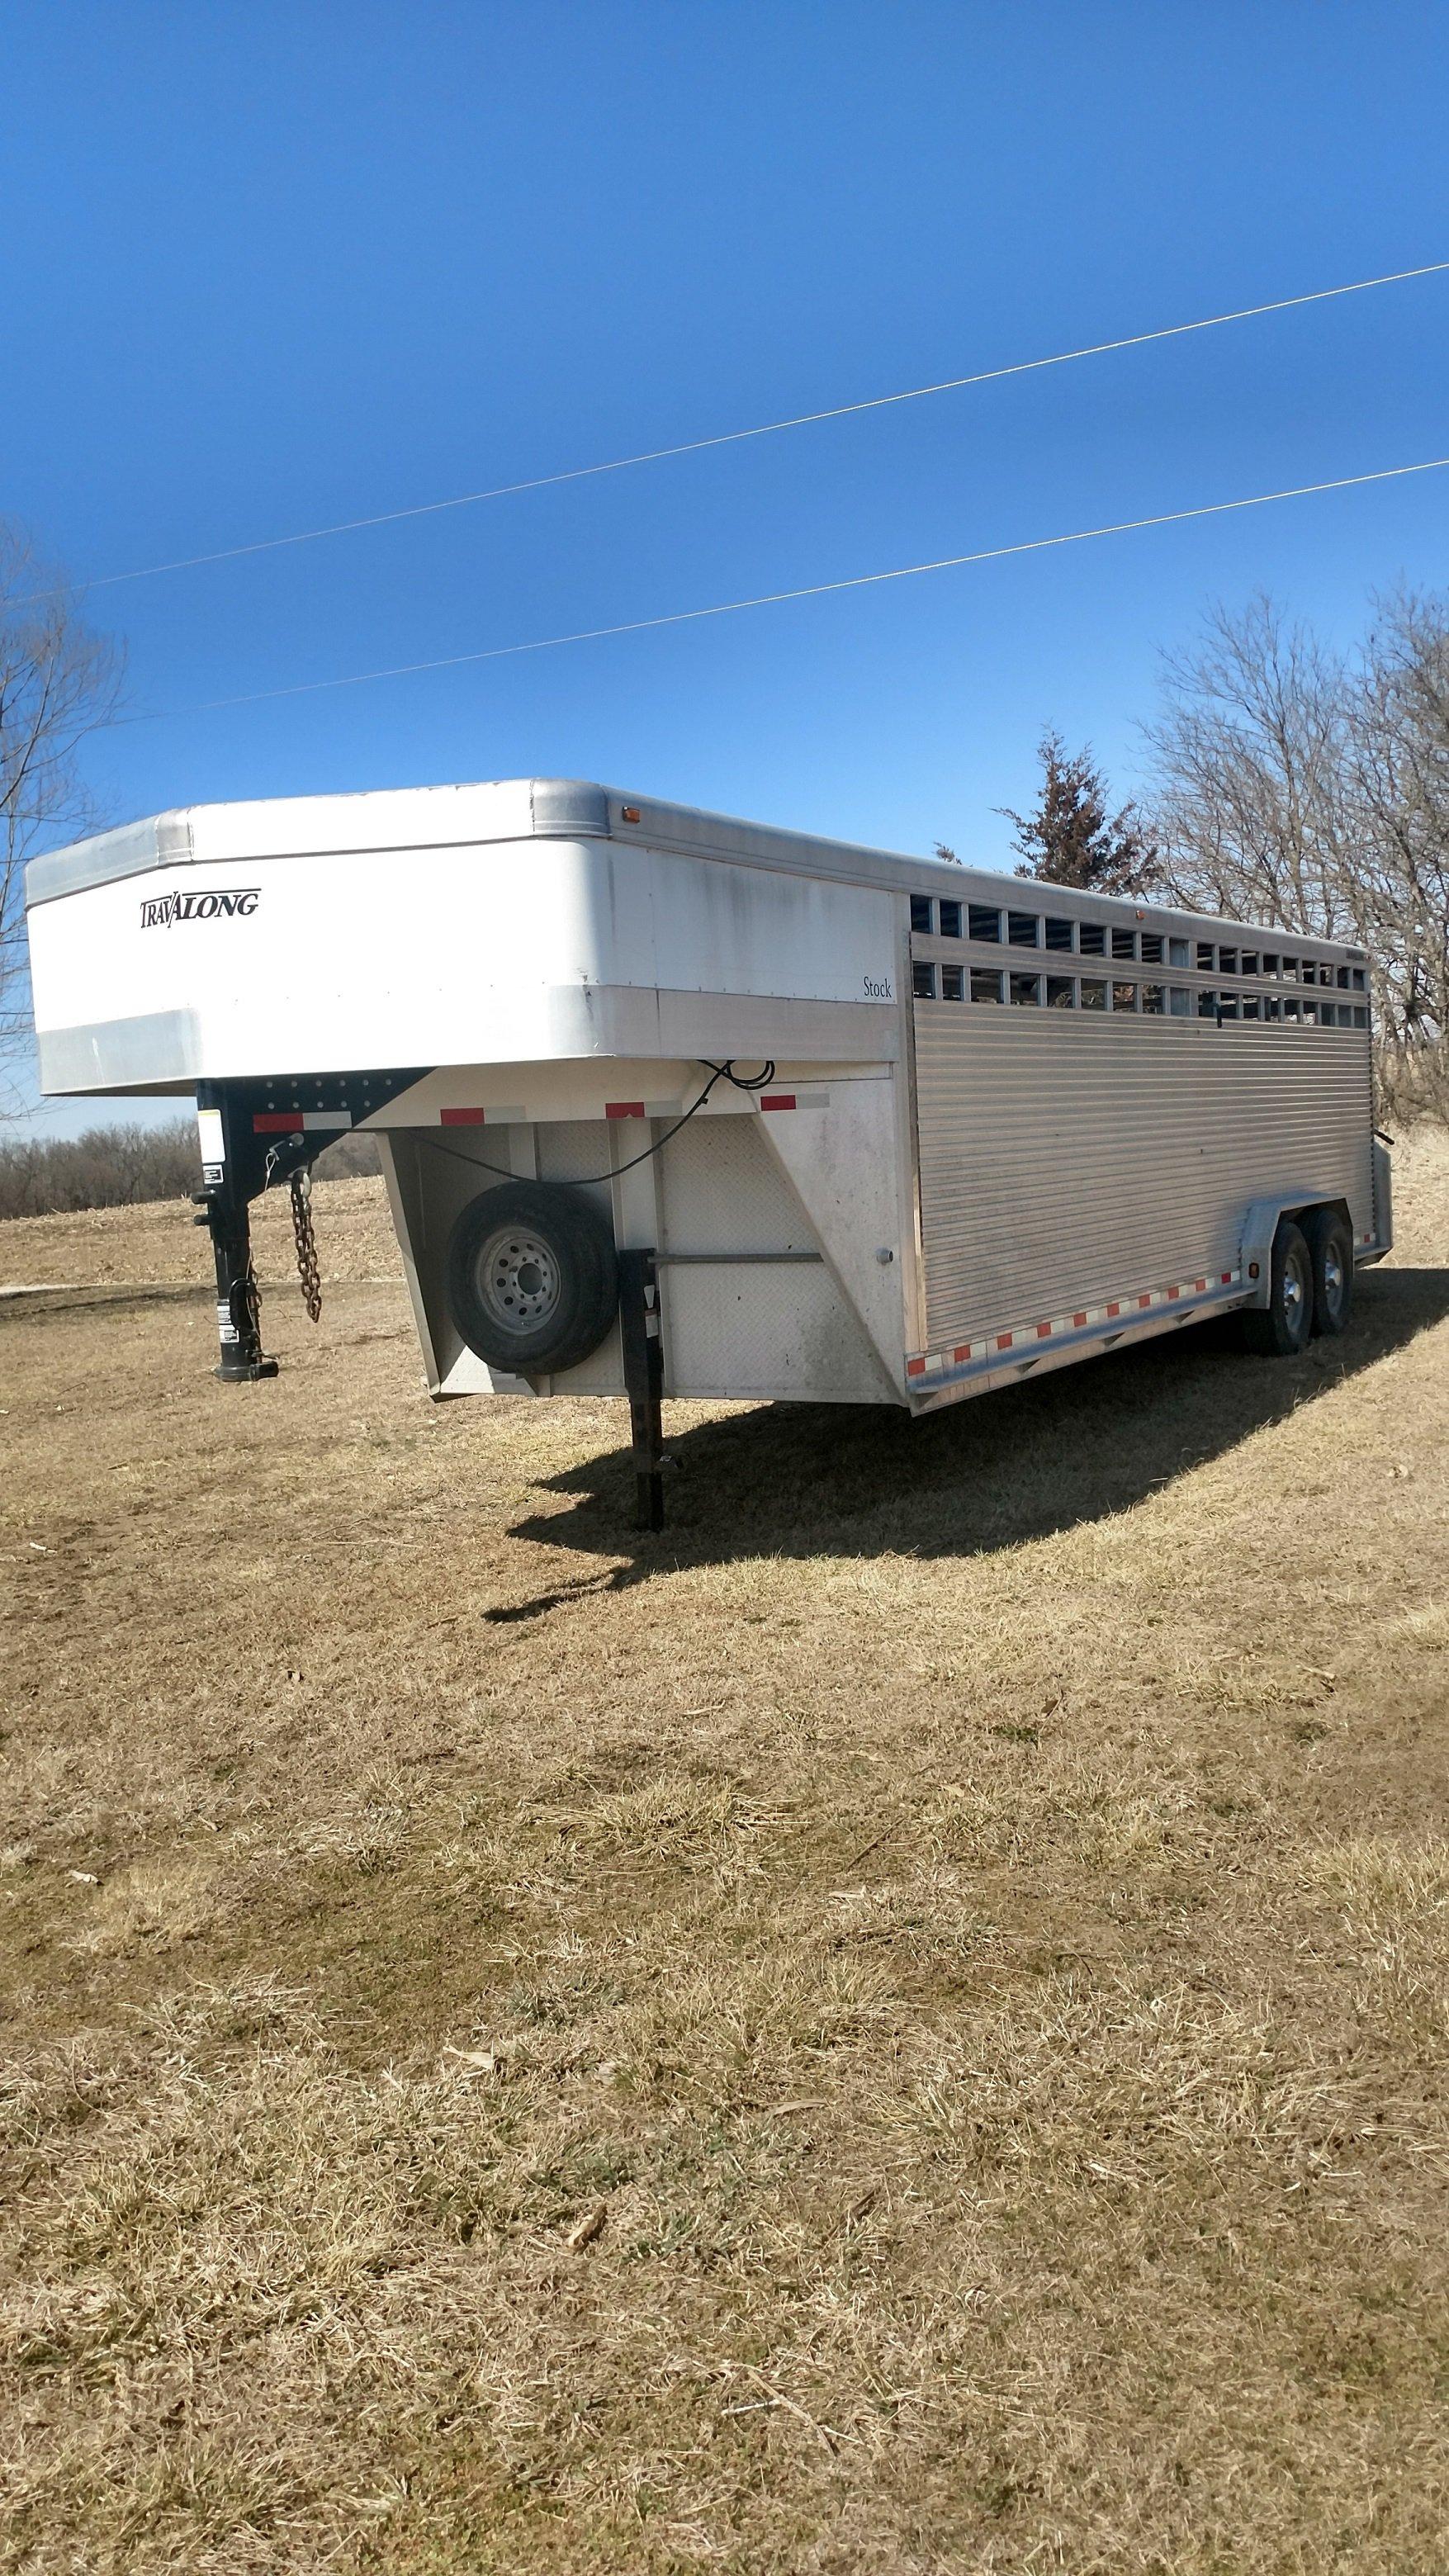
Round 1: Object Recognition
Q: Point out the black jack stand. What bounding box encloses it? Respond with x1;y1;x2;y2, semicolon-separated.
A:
617;1248;665;1532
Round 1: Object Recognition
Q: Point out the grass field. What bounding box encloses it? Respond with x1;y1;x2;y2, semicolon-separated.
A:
4;1135;1449;2574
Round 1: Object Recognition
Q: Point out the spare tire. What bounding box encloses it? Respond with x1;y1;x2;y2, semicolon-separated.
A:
445;1181;618;1376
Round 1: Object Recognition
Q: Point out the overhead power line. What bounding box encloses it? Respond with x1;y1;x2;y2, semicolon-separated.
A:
142;452;1449;721
51;256;1449;600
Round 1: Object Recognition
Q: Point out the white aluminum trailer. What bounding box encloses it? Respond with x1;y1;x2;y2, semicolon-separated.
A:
26;777;1390;1522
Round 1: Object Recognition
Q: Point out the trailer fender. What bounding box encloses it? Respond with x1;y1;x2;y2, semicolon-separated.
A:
1239;1192;1349;1306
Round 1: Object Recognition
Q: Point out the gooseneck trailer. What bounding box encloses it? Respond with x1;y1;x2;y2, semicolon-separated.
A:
26;778;1390;1522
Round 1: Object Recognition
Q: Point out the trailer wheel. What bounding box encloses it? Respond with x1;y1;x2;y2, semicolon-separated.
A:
445;1182;618;1376
1303;1205;1354;1337
1240;1219;1314;1358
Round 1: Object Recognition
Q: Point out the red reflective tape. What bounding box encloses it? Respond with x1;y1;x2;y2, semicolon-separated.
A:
1195;1277;1208;1292
996;1331;1014;1352
440;1106;485;1125
1138;1293;1153;1309
1073;1310;1088;1328
1106;1301;1120;1319
954;1343;972;1364
606;1101;646;1120
760;1092;798;1112
906;1357;926;1379
1035;1321;1052;1340
1221;1271;1233;1284
253;1112;303;1132
1167;1285;1181;1300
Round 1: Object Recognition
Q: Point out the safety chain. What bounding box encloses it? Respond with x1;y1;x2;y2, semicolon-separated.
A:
290;1167;323;1323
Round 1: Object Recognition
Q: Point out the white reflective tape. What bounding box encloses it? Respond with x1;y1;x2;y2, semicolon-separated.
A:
197;1107;225;1165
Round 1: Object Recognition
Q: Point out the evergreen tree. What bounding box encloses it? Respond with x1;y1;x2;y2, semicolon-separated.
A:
1000;730;1153;894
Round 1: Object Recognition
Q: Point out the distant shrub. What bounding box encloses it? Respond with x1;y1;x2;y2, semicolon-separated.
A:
0;1116;381;1219
311;1129;381;1181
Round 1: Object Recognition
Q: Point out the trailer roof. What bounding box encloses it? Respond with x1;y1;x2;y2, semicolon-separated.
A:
26;775;1363;958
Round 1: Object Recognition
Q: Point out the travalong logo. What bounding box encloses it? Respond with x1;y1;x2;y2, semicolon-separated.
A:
140;888;260;928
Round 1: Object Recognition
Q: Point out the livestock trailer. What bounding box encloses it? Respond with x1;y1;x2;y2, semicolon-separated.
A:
26;777;1390;1522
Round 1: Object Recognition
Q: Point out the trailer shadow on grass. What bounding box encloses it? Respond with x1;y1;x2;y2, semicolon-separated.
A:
485;1265;1449;1621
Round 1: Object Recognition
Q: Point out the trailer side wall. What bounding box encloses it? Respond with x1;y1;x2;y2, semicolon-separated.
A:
912;1005;1376;1355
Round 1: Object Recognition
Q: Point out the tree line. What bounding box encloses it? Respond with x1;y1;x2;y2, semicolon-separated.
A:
0;1119;381;1222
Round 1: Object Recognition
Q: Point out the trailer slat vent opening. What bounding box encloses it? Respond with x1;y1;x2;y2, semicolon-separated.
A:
939;898;962;938
1242;951;1260;975
1199;988;1218;1018
1111;927;1137;960
1112;982;1139;1011
1079;921;1106;956
1140;933;1164;964
910;896;934;934
968;904;1002;942
1007;911;1040;947
1010;973;1042;1006
941;964;964;1000
1081;977;1107;1010
1262;951;1280;975
1220;946;1238;975
1196;940;1215;970
1045;976;1075;1008
1141;983;1165;1015
1168;986;1192;1016
1044;916;1074;952
970;968;1005;1002
1169;937;1191;967
912;961;937;999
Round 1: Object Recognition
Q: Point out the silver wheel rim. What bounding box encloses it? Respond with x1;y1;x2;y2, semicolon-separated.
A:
1284;1251;1308;1328
1324;1245;1346;1314
474;1224;561;1336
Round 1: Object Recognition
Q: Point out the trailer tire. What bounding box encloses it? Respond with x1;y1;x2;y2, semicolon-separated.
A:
445;1182;618;1376
1303;1205;1354;1337
1240;1219;1314;1359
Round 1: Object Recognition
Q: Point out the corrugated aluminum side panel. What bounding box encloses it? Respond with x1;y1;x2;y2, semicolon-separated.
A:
912;1008;1375;1350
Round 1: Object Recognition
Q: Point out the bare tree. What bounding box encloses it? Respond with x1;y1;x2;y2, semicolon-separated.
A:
1143;595;1358;937
1142;591;1449;1078
1345;591;1449;1057
1;523;123;1102
1000;729;1154;893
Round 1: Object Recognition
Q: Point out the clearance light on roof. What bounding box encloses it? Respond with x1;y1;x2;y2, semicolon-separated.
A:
620;803;641;822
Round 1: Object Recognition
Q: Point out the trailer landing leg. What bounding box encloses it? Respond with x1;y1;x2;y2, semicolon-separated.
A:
206;1196;278;1381
618;1248;665;1532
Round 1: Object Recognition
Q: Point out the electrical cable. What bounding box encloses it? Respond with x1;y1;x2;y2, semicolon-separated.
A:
136;450;1449;720
415;1058;777;1189
30;255;1449;604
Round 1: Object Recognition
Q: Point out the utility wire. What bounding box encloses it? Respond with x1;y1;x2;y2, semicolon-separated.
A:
140;452;1449;721
40;257;1449;601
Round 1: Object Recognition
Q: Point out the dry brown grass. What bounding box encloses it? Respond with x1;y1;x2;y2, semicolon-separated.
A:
3;1131;1449;2572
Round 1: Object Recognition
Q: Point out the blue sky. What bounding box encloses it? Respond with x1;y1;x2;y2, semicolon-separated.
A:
8;0;1449;1130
